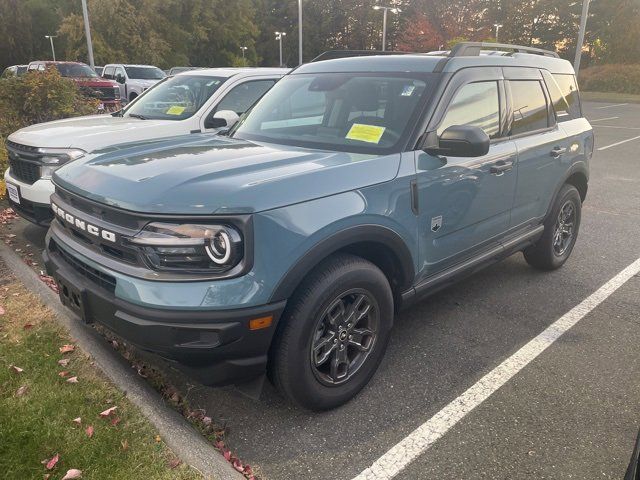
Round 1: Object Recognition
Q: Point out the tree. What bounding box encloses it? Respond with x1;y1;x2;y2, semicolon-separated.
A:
396;14;444;52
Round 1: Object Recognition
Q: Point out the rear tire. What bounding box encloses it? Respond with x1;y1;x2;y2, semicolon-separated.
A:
524;184;581;270
269;253;393;411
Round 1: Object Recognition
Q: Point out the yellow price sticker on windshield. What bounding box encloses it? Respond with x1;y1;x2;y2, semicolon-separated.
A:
346;123;386;144
166;105;186;115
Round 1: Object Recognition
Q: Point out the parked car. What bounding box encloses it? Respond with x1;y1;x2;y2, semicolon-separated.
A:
101;64;166;103
94;66;104;77
1;64;28;78
4;67;288;225
42;43;592;411
168;66;203;76
26;61;120;109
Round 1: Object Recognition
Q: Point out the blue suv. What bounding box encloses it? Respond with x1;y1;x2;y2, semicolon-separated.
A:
44;43;593;410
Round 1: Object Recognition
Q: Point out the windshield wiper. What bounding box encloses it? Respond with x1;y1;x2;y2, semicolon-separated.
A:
128;113;148;120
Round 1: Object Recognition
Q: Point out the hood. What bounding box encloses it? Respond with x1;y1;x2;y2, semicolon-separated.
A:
72;77;118;87
129;78;160;87
53;134;401;215
8;115;187;150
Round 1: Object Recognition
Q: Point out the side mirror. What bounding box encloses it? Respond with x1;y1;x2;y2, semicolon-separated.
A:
424;125;490;158
205;110;240;130
115;74;125;84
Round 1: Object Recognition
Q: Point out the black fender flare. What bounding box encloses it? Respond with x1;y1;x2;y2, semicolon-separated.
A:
545;161;589;219
269;224;416;303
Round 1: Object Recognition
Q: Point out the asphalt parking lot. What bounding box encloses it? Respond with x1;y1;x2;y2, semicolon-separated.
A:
6;101;640;480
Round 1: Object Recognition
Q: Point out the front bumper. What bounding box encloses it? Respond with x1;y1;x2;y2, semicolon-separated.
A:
4;168;54;225
43;237;287;386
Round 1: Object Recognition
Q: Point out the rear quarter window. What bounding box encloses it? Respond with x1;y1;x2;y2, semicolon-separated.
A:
545;73;581;121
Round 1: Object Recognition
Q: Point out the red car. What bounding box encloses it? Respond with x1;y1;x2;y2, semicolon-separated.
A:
27;61;121;109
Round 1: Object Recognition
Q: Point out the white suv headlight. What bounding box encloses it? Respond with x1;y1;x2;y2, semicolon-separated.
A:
39;148;85;178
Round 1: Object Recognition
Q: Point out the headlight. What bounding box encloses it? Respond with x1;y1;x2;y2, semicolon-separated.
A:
39;148;85;178
128;222;243;272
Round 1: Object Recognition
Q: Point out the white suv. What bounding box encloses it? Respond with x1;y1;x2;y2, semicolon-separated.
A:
4;67;289;225
102;64;166;103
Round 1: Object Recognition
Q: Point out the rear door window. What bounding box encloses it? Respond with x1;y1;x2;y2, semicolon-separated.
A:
438;81;501;139
509;80;549;136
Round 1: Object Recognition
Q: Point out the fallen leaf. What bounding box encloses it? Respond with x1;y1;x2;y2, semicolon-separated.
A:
110;416;121;427
58;371;69;378
99;406;117;417
58;359;70;367
0;306;5;315
15;385;28;397
59;344;75;354
233;459;244;472
72;417;82;425
167;458;182;469
66;376;79;384
85;425;94;438
23;323;34;330
45;453;59;470
62;469;82;479
121;439;129;451
155;435;161;443
223;449;232;461
44;474;51;480
9;365;24;374
202;416;212;426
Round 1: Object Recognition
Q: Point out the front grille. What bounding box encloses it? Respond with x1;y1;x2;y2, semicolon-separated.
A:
8;157;40;184
51;239;116;293
6;140;39;154
81;86;118;101
6;140;42;184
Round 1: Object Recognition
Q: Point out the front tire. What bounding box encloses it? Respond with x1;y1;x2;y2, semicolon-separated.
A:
524;184;581;270
269;254;393;411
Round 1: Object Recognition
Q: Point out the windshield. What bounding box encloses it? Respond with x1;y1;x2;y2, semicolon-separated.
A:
55;63;98;78
233;73;432;154
124;66;166;80
124;75;226;120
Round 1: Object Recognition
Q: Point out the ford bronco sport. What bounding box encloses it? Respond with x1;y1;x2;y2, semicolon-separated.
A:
43;43;593;410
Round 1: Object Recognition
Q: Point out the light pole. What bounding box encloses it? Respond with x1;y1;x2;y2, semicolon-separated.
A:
44;35;57;61
81;0;95;69
275;31;286;67
493;23;503;42
240;46;248;65
298;0;303;65
574;0;593;73
373;5;400;51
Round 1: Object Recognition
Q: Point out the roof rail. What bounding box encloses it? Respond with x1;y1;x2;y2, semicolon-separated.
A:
311;50;413;62
449;42;560;58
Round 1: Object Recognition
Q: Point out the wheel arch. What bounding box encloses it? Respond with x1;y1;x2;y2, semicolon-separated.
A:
269;225;416;306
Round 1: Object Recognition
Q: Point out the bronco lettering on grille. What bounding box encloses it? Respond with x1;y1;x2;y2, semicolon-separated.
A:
51;202;117;243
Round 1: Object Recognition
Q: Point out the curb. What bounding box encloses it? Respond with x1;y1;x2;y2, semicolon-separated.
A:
0;241;244;480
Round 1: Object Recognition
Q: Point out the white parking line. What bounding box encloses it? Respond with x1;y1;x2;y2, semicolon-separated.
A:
597;134;640;151
595;103;628;109
353;257;640;480
589;116;619;122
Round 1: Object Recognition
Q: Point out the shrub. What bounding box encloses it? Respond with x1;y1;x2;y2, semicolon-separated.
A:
0;68;99;198
579;64;640;95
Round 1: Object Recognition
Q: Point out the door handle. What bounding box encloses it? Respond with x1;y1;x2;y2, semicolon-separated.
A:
550;147;567;158
490;161;513;175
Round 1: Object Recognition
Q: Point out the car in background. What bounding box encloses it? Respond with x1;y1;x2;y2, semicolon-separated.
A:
168;66;203;76
4;67;288;225
94;66;104;77
102;64;166;103
26;61;120;109
1;65;28;78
